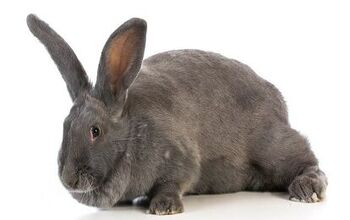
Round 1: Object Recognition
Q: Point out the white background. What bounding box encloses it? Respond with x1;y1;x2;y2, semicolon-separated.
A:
0;0;349;219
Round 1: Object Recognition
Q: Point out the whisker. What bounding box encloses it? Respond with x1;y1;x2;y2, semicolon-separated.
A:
112;137;141;142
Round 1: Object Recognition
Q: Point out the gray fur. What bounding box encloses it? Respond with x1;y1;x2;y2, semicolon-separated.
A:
27;14;91;100
27;14;327;215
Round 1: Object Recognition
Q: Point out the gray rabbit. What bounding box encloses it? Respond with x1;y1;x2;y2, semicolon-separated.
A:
27;14;327;215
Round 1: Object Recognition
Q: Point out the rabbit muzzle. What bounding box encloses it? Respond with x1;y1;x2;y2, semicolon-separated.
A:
60;163;100;193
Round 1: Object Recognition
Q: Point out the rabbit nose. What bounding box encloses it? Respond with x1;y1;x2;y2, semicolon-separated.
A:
61;165;79;190
61;162;95;191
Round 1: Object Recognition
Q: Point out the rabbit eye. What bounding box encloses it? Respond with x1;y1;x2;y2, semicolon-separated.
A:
90;126;100;140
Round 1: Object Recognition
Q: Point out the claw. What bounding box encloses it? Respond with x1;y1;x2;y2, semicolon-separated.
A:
311;192;320;202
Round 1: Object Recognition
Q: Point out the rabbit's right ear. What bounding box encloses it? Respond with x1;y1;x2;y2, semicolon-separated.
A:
27;14;91;101
94;18;147;106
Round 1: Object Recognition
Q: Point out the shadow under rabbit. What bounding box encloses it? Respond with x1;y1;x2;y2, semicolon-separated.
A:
77;191;324;220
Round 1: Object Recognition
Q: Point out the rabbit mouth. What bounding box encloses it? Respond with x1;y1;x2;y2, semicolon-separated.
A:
60;170;101;193
68;187;96;193
62;179;98;193
63;179;98;193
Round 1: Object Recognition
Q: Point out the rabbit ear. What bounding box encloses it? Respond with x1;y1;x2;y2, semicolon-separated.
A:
95;18;146;105
27;14;91;101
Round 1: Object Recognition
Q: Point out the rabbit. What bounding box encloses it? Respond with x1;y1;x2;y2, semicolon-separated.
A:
27;14;327;215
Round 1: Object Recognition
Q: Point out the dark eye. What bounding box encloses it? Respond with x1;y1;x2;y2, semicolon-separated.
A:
90;126;100;140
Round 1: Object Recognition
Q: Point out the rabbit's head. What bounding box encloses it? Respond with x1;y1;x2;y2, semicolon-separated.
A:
27;14;146;194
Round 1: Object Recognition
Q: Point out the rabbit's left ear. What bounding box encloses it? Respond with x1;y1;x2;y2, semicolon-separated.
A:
27;14;91;101
95;18;147;105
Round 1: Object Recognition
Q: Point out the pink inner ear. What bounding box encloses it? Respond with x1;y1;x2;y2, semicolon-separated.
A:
106;28;139;95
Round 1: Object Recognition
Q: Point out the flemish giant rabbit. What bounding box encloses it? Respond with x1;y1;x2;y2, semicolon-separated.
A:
27;14;327;215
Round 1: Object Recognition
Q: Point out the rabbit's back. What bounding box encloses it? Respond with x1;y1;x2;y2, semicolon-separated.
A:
127;49;290;193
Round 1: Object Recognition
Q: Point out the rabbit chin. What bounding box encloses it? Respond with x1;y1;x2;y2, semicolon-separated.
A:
67;165;132;208
69;182;128;208
60;175;100;193
67;187;96;194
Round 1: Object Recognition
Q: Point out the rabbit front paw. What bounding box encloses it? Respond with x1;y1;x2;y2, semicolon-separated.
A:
148;193;184;215
288;173;327;203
